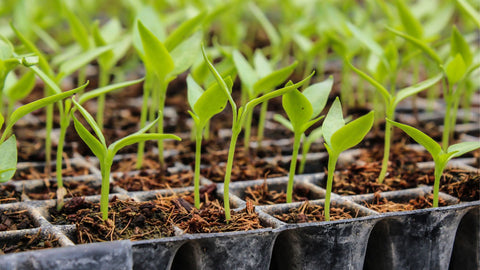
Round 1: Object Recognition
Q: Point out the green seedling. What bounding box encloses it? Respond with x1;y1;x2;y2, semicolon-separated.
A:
4;70;36;119
187;75;231;208
273;76;333;203
203;44;313;221
322;98;374;221
387;119;480;207
71;99;180;220
233;49;297;152
134;14;203;168
0;87;84;183
347;59;443;183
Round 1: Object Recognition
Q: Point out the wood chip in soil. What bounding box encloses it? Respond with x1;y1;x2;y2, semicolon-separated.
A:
0;209;36;231
244;181;316;205
49;196;175;244
274;201;359;223
0;230;60;255
363;193;450;213
113;170;193;191
0;184;22;204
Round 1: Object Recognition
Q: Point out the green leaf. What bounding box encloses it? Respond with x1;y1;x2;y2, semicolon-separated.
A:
346;60;391;105
386;27;442;65
346;22;383;56
92;22;115;70
72;115;106;161
110;134;180;156
78;78;144;105
331;111;374;153
253;50;272;78
457;0;480;28
165;11;205;51
169;31;202;77
253;61;297;96
0;135;17;182
273;114;294;132
187;75;204;109
30;66;62;94
194;77;232;127
0;35;13;60
387;119;443;158
57;45;113;81
447;141;480;159
302;76;333;118
249;2;280;46
63;3;90;50
233;50;258;94
71;98;106;147
283;88;313;132
450;26;472;67
445;54;466;84
133;7;165;56
306;126;323;145
395;0;423;39
0;114;3;130
137;21;174;80
5;70;35;101
394;73;443;107
322;97;345;147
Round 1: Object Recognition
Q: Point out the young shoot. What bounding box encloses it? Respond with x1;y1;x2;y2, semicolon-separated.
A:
187;75;231;209
322;98;374;221
0;87;84;182
203;44;313;221
347;59;442;183
273;76;333;203
71;99;180;220
387;119;480;207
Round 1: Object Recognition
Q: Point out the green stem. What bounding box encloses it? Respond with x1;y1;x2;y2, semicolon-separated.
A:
324;152;338;221
77;67;87;94
286;133;302;203
256;101;268;149
433;163;445;208
100;157;113;221
96;66;109;130
224;125;241;222
299;135;309;174
56;115;69;211
157;82;166;166
442;96;453;151
136;74;153;169
378;108;394;183
203;120;210;140
194;127;202;209
243;109;253;155
45;103;54;176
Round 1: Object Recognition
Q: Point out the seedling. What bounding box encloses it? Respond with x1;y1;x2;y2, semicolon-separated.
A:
322;98;374;221
187;75;231;208
273;76;333;203
387;119;480;207
347;59;442;183
71;99;180;220
203;44;313;221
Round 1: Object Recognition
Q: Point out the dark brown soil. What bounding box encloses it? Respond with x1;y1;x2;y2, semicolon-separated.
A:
274;201;359;223
110;155;176;172
243;182;318;205
0;230;60;254
25;180;100;201
0;209;36;231
13;162;90;181
113;170;193;191
437;169;480;201
0;185;22;204
363;193;450;213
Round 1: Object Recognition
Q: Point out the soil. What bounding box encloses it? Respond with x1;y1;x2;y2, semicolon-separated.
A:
13;162;90;181
0;230;60;255
0;185;22;204
436;169;479;201
0;209;36;231
363;192;450;213
25;180;101;201
113;169;193;191
243;182;319;205
274;201;359;223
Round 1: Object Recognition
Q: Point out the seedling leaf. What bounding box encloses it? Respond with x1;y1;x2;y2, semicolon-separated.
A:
0;136;17;182
194;77;232;127
79;78;144;104
111;134;180;156
58;45;113;81
448;142;480;159
395;0;423;39
450;26;472;67
233;50;258;93
273;114;294;132
346;60;391;104
445;54;466;84
170;31;202;77
283;88;313;131
71;98;106;147
457;0;480;28
322;97;344;146
394;73;443;107
165;12;205;51
331;111;374;153
253;61;297;96
187;75;204;110
302;76;333;118
6;70;35;101
72;116;106;161
253;50;272;78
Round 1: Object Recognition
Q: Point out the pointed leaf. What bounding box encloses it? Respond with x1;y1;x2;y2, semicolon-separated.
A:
253;50;272;77
165;12;205;51
457;0;480;28
194;77;232;126
322;97;345;147
447;141;480;159
445;54;466;84
233;50;258;94
249;2;280;46
187;75;204;110
169;31;202;77
451;26;472;67
273;114;294;132
72;115;106;161
387;119;442;158
395;0;423;39
394;73;443;107
63;4;90;50
110;134;180;156
306;126;323;145
30;66;62;94
302;76;333;118
283;88;313;132
0;114;3;130
133;7;165;56
331;111;374;153
346;22;383;56
5;70;35;101
79;78;144;104
71;98;106;147
346;60;391;105
57;45;113;81
137;21;174;80
0;136;17;182
253;61;297;96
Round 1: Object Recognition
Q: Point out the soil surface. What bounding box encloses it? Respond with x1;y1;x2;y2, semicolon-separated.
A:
274;201;359;223
0;230;60;254
25;180;100;201
243;182;319;205
363;193;450;213
436;169;479;201
0;185;22;204
113;169;193;191
13;162;90;181
0;209;36;231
